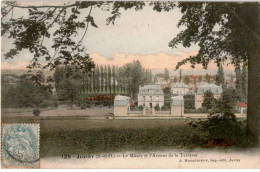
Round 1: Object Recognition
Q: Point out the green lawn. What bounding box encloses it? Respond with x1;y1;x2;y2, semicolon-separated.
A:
2;117;204;158
1;116;247;158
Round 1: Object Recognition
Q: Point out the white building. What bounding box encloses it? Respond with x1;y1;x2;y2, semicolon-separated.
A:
114;95;130;116
138;85;164;108
195;83;223;109
171;83;189;96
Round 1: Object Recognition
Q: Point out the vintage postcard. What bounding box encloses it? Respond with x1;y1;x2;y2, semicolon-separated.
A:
1;0;260;169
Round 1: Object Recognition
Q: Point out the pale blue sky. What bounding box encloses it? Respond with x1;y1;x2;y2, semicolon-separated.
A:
1;1;199;66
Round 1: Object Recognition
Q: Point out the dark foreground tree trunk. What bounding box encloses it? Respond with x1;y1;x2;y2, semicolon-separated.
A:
247;3;260;142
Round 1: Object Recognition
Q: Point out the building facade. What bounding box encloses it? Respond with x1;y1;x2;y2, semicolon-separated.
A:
138;85;164;108
171;83;189;96
114;95;130;116
195;83;223;109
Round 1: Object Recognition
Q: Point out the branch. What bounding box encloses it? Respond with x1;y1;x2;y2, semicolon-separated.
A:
5;2;78;9
46;8;65;30
75;6;93;49
1;6;13;20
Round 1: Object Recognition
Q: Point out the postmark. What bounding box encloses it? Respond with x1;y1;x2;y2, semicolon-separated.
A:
1;123;40;168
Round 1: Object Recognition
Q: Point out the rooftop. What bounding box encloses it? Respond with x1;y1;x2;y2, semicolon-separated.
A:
236;102;247;108
171;83;188;88
197;83;223;94
138;84;164;95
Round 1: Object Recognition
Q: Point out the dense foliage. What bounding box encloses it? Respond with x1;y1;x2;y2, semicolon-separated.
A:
2;74;54;108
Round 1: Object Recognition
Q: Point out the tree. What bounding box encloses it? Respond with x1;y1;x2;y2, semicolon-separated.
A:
198;75;202;83
216;64;225;86
112;65;116;93
108;65;112;94
173;76;178;83
170;2;260;138
183;75;190;85
219;88;240;113
54;66;82;104
205;73;210;83
96;66;100;93
92;67;96;93
179;69;182;82
163;87;171;108
100;65;104;92
164;68;170;81
121;60;150;100
202;90;216;110
2;74;53;108
104;66;108;92
184;94;195;109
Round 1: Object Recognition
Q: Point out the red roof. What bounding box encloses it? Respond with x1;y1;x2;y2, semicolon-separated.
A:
236;102;247;108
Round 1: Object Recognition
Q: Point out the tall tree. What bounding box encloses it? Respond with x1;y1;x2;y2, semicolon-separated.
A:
179;69;182;82
164;68;170;81
96;66;100;93
202;90;216;110
173;76;178;83
108;65;112;94
92;68;96;93
205;73;210;83
100;65;104;92
112;65;116;93
104;66;108;92
121;60;150;100
183;75;190;85
216;64;225;86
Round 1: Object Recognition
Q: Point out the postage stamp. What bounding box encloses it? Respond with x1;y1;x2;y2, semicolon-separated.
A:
1;123;40;168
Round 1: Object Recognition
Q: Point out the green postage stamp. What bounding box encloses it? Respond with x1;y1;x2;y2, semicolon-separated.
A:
1;123;40;168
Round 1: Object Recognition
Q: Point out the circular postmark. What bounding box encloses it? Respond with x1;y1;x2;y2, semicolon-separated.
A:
3;125;39;165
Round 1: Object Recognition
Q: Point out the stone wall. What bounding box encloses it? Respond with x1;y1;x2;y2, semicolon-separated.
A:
114;106;129;116
171;106;184;116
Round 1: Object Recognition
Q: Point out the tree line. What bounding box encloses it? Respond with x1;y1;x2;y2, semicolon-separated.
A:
54;60;153;102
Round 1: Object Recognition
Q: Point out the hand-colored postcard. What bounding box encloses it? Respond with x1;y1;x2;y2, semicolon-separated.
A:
1;0;259;169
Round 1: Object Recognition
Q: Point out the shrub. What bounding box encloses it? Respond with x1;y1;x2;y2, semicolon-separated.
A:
53;102;58;108
33;109;41;116
154;105;160;111
138;105;144;111
161;105;169;111
80;102;87;109
187;111;255;147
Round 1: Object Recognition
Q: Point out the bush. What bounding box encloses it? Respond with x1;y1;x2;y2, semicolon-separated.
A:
138;105;144;111
188;111;256;147
184;108;208;113
80;102;87;109
154;105;160;111
33;109;41;116
53;102;58;108
161;105;169;111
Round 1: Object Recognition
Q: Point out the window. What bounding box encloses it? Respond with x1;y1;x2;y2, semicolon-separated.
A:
143;96;145;101
150;96;152;101
156;96;159;101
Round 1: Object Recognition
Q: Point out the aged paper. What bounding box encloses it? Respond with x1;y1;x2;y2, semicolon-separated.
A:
1;0;260;169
